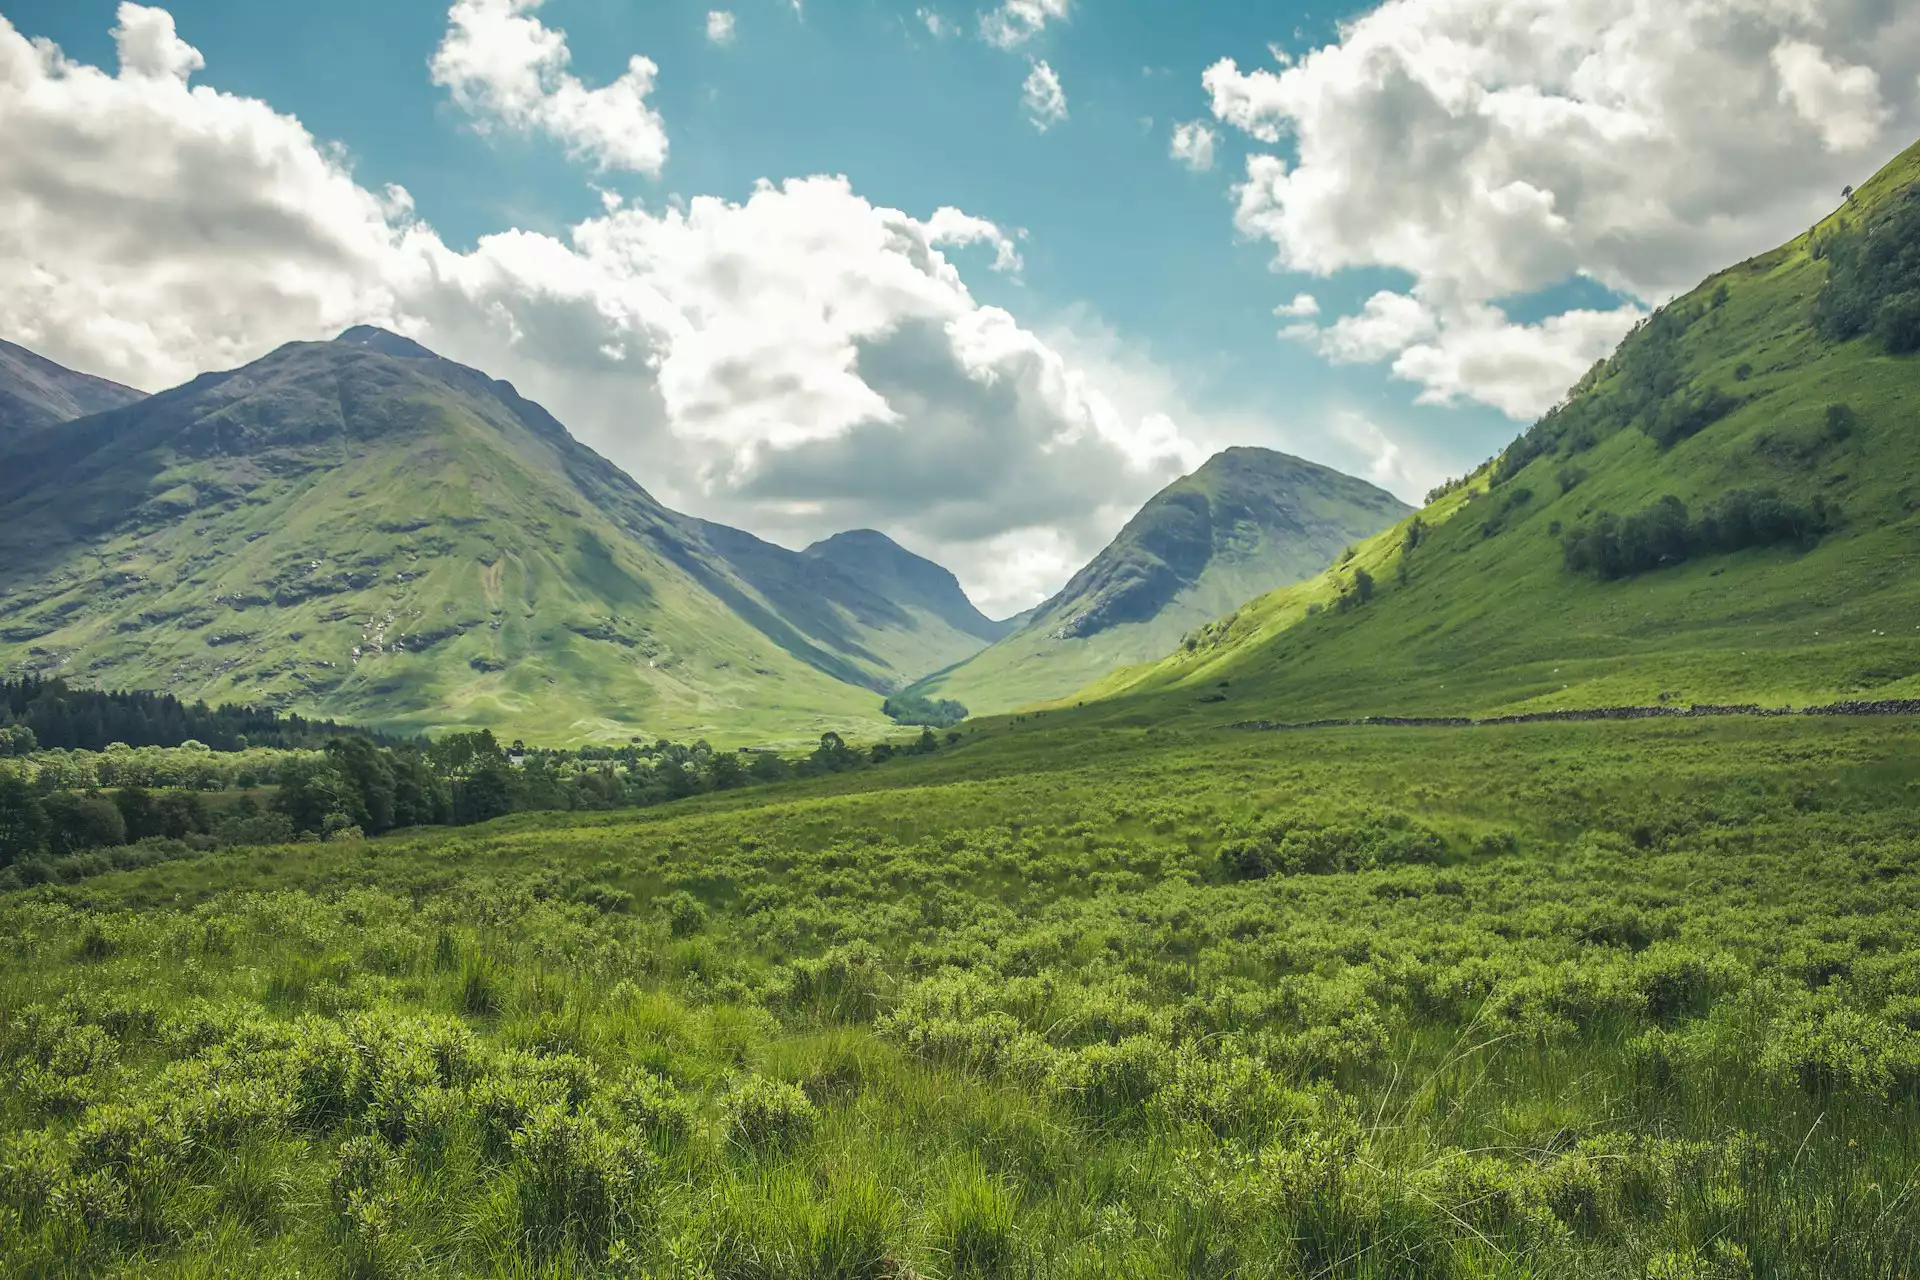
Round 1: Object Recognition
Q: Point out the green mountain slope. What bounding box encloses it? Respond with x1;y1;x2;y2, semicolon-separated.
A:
805;529;1015;644
910;446;1411;713
0;338;145;447
679;520;1008;694
0;329;994;744
1073;140;1920;726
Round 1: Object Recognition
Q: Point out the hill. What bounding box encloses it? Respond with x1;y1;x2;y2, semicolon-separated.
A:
1071;140;1920;726
0;329;1001;744
909;446;1411;713
0;338;145;447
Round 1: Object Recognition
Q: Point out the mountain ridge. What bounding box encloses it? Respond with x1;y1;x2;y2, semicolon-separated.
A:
0;338;147;448
0;330;1006;743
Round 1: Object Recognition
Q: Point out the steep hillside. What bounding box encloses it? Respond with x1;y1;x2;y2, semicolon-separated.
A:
675;521;1005;694
0;339;145;447
0;329;994;744
1074;141;1920;726
805;529;1014;644
910;447;1411;713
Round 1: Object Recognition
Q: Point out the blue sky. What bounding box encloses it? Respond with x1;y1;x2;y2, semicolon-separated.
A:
10;0;1512;478
3;0;1915;610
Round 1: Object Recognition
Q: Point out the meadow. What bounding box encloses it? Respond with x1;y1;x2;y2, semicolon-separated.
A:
2;715;1918;1278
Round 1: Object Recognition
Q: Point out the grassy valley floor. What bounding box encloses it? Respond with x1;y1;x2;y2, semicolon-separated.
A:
2;715;1919;1277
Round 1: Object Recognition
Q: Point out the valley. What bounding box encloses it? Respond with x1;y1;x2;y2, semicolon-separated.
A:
4;49;1920;1280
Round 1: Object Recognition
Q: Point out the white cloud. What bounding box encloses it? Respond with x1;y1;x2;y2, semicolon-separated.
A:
706;11;736;45
430;0;668;175
1286;291;1644;419
1274;293;1318;319
0;6;1203;612
1771;40;1891;152
924;207;1024;273
1169;121;1217;172
1022;58;1067;131
112;3;204;81
1288;291;1436;365
1206;0;1920;417
1329;411;1448;503
1388;303;1647;420
981;0;1068;51
917;9;949;39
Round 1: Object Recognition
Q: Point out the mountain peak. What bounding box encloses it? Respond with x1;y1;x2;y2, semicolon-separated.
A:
334;325;441;361
805;528;1010;641
806;528;908;556
906;445;1411;713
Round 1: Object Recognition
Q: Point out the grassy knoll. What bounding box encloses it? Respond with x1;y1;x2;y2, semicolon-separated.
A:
2;714;1917;1277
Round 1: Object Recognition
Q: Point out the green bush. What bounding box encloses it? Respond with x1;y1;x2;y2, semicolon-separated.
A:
723;1077;819;1152
509;1105;650;1260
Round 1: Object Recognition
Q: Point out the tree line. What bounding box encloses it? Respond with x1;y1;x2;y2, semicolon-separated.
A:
0;726;953;870
1561;488;1837;580
881;693;969;729
0;678;413;755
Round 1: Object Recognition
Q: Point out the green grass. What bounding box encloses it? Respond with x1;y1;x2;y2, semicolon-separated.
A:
1065;142;1920;730
3;713;1917;1277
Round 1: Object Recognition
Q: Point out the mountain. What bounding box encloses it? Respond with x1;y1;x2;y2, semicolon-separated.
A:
1071;139;1920;725
806;530;1016;642
909;447;1412;714
675;519;1013;693
0;338;145;447
0;329;1002;744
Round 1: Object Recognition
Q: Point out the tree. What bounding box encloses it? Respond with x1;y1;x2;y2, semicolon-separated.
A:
326;737;396;833
707;752;745;791
275;757;364;834
391;752;452;828
0;773;48;866
1876;292;1920;356
1352;568;1375;604
808;732;861;774
42;793;127;856
454;754;518;825
747;751;789;784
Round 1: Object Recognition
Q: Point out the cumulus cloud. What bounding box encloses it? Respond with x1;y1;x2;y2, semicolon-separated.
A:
1771;40;1891;152
1387;303;1647;420
0;6;1202;613
1169;121;1217;172
917;10;950;39
981;0;1068;51
1328;411;1450;502
1273;293;1318;319
1022;59;1067;131
1206;0;1920;417
1290;291;1437;365
705;11;736;45
430;0;668;175
112;4;204;81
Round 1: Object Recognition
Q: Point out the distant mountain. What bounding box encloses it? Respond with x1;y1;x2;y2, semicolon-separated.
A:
0;329;1001;744
910;447;1412;713
806;530;1016;642
1073;138;1920;723
0;339;145;447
